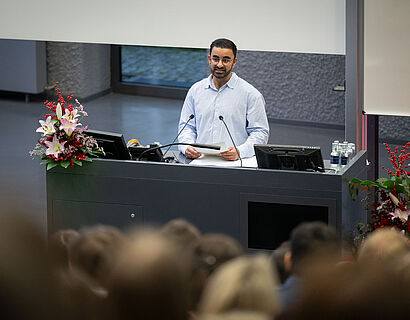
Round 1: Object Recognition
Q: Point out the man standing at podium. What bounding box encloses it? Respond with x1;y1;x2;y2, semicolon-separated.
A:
178;38;269;160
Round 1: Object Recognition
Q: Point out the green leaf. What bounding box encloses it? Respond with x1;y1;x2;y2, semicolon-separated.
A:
349;179;381;188
348;182;360;200
40;159;52;165
83;157;93;162
72;159;82;166
46;162;59;171
376;177;389;184
380;179;395;190
60;161;70;168
349;178;380;187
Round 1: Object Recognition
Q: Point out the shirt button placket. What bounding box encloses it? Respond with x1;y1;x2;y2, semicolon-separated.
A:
213;91;220;141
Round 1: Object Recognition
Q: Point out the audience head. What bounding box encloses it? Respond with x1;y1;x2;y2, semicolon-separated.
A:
0;212;64;319
197;311;270;320
48;229;80;269
271;241;291;284
199;254;281;317
105;229;190;320
69;225;125;289
392;251;410;282
161;218;201;251
189;233;243;310
289;221;339;274
357;228;409;263
277;257;410;320
195;233;243;274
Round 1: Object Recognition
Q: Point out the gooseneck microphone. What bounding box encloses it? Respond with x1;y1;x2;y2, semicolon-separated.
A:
219;115;242;167
163;114;195;159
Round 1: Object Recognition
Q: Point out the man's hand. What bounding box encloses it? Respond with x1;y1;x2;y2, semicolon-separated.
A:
185;146;201;159
220;147;240;161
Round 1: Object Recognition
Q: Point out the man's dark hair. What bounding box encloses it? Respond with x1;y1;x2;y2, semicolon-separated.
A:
290;222;339;272
210;38;237;58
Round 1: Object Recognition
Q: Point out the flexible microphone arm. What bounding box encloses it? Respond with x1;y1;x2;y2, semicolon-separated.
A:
219;115;243;167
163;114;195;159
137;142;220;161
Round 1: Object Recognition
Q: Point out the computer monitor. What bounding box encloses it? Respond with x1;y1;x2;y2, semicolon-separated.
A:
254;144;324;172
87;129;131;160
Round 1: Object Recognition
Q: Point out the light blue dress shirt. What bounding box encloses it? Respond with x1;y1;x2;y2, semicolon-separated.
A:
178;73;269;158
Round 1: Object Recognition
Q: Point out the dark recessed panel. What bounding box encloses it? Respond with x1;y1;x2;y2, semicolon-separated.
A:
248;202;328;250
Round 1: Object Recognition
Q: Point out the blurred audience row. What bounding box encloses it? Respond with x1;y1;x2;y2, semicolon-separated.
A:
0;213;409;320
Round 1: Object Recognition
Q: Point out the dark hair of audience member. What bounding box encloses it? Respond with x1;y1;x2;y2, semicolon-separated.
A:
161;218;201;251
199;254;281;317
276;257;410;320
69;225;126;291
48;229;80;269
0;212;66;320
194;233;243;275
290;221;339;274
197;310;271;320
104;229;190;320
271;241;291;284
190;233;243;311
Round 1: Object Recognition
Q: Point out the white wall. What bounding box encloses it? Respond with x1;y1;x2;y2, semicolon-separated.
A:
364;0;410;116
0;0;345;54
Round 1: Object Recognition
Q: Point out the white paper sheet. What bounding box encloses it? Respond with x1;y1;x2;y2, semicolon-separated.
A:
190;155;258;168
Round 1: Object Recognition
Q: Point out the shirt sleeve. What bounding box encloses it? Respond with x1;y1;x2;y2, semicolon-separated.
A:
237;93;269;158
177;88;197;155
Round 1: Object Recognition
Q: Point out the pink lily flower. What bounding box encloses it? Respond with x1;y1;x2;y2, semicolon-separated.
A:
389;207;410;222
62;108;80;121
60;118;81;136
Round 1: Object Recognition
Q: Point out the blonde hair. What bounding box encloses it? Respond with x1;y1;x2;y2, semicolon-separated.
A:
358;228;409;263
199;254;280;316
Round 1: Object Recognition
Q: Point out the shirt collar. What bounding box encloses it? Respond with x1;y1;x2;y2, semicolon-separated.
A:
205;72;238;90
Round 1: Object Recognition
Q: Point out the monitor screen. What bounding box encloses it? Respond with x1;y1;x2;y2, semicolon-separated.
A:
87;129;131;160
254;144;324;172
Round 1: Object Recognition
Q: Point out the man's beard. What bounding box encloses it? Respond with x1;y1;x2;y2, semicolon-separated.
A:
211;65;232;79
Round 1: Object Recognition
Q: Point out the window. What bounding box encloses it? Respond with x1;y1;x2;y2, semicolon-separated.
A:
116;45;208;95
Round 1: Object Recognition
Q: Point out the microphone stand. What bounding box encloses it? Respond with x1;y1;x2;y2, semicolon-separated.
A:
219;115;243;167
163;114;194;159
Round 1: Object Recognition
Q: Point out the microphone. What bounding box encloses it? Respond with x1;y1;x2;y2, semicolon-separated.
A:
163;114;195;159
218;115;242;167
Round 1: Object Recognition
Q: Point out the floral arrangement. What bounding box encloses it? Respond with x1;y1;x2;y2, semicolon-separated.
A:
349;142;410;237
30;83;104;170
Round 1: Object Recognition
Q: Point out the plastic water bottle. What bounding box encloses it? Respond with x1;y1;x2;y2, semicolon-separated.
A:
330;140;340;170
348;143;356;160
340;141;348;167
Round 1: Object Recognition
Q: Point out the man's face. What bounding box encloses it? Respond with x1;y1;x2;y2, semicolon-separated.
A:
208;47;237;79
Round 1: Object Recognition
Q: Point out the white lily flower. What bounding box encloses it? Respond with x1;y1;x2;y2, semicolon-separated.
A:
56;103;63;120
389;192;400;206
45;135;66;157
36;116;56;136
